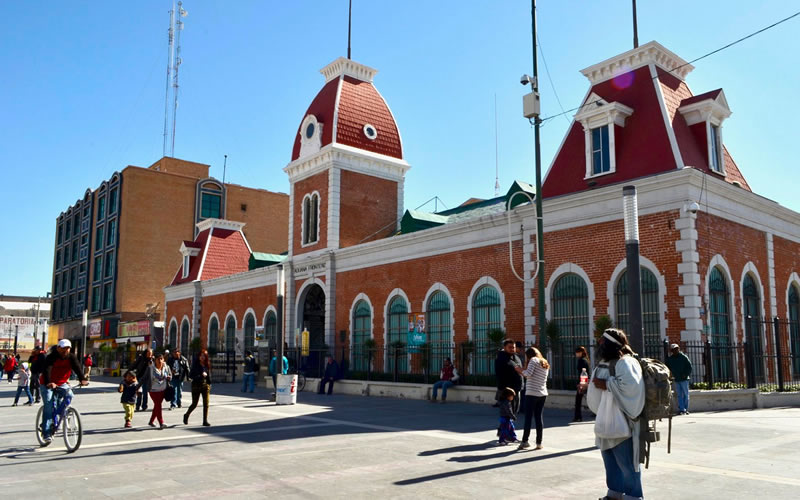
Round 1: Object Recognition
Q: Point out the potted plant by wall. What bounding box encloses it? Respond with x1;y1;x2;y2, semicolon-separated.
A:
190;337;203;357
594;315;613;341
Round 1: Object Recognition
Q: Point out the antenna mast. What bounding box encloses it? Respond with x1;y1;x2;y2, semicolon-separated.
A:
347;0;352;59
162;2;175;157
171;1;187;157
494;93;500;197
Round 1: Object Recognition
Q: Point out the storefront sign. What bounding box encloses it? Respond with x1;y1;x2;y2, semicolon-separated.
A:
88;319;103;338
0;315;48;350
118;320;150;338
292;262;326;277
407;313;426;353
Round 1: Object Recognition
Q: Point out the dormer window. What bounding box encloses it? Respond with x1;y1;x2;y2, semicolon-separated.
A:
299;114;323;158
710;125;722;173
677;89;731;176
302;192;320;246
182;255;190;279
178;241;201;280
574;94;633;180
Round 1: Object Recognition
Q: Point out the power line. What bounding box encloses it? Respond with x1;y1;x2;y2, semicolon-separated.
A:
539;10;800;123
536;33;571;125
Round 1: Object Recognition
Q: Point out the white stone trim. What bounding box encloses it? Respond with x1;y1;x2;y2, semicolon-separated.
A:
580;40;693;85
675;207;701;340
300;191;321;248
325;252;336;348
327;168;341;250
705;122;727;176
466;277;507;341
649;63;685;170
739;262;768;341
288;184;294;258
522;226;537;344
704;256;737;348
786;272;800;314
195;218;246;234
575;97;633;180
207;312;220;343
767;233;778;318
331;76;343;147
196;226;213;281
348;293;374;351
223;309;238;332
383;288;410;371
422;283;455;344
320;57;377;83
545;263;596;346
606;256;668;342
298;114;323;159
284;143;410;184
294;276;326;345
262;305;277;329
242;307;257;327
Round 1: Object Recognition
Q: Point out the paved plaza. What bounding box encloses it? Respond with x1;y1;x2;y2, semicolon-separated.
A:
1;378;798;499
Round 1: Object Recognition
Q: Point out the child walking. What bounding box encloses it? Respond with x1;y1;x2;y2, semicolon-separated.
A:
12;362;33;406
118;371;139;428
498;387;519;445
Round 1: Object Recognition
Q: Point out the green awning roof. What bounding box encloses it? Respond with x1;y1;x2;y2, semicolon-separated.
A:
249;252;287;270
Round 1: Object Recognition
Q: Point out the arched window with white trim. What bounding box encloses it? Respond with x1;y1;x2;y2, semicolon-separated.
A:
209;316;219;353
709;266;733;381
302;193;320;245
169;320;177;349
551;273;589;348
180;319;190;355
426;291;451;373
387;295;408;373
743;274;764;382
244;313;256;352
352;300;372;372
789;284;800;377
615;267;660;358
265;310;277;350
472;286;501;375
225;315;236;352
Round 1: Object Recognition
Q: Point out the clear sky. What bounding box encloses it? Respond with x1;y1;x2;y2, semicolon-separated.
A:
1;1;798;297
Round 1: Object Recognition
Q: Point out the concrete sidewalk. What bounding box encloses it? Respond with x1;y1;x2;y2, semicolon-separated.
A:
0;377;798;499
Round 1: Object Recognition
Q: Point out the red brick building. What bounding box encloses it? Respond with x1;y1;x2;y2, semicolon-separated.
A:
164;44;800;385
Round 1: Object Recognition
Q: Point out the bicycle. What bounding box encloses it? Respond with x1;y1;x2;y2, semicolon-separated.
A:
289;368;307;392
35;383;84;453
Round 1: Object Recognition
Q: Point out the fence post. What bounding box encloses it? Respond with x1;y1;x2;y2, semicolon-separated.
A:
704;340;714;387
367;349;372;381
393;345;398;383
663;339;669;362
773;317;784;391
744;341;756;389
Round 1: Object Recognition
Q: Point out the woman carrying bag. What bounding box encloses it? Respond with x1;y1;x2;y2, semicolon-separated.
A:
145;353;172;429
587;329;645;500
183;349;212;427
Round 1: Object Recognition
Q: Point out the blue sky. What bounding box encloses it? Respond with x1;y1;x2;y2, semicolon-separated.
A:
1;1;798;297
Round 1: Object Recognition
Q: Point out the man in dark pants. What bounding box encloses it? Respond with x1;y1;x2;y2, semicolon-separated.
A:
133;349;153;411
28;346;44;403
494;339;524;413
318;355;339;395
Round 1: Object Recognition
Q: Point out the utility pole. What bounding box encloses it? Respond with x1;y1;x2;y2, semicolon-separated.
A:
632;0;639;48
623;186;644;354
276;265;285;396
531;0;547;342
13;325;18;355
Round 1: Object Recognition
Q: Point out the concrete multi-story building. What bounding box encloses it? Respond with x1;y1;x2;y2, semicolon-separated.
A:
49;157;289;354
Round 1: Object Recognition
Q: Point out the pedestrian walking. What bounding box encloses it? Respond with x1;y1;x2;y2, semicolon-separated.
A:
12;362;33;406
665;343;692;415
516;347;549;450
497;387;518;445
168;349;190;409
587;328;646;500
429;357;458;403
494;339;524;413
82;353;93;382
145;353;172;429
242;350;256;393
28;347;44;404
133;349;153;412
183;349;212;427
318;355;339;395
269;351;288;396
574;346;590;422
118;371;140;428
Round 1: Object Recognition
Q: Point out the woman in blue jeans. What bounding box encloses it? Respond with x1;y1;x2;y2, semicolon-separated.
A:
515;347;549;450
587;329;646;500
430;358;458;403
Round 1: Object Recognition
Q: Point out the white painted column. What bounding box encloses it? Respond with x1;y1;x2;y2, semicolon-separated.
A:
397;179;405;231
327;167;341;250
766;233;778;319
288;184;295;258
675;208;702;341
325;251;337;349
285;263;295;347
192;281;202;340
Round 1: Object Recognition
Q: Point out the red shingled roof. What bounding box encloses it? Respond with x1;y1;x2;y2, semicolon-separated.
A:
169;226;251;286
679;89;723;107
290;73;402;161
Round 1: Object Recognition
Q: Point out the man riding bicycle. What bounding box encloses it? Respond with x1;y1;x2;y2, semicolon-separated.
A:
40;339;88;446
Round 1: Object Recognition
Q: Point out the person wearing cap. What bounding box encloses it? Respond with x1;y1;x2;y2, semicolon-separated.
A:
12;361;33;406
40;339;88;445
665;343;692;415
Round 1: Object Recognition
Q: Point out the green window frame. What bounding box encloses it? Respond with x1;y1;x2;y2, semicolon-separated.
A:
71;241;78;263
789;285;800;377
209;317;220;353
426;291;451;373
102;284;113;310
709;266;733;380
104;251;114;278
106;219;116;246
169;321;177;347
93;256;102;282
91;286;100;313
352;300;372;372
472;285;502;375
97;196;106;219
96;226;104;251
225;316;236;352
743;274;763;382
181;319;190;354
244;314;256;351
201;193;222;219
387;295;408;373
109;188;118;215
551;273;589;346
265;311;277;350
615;267;661;358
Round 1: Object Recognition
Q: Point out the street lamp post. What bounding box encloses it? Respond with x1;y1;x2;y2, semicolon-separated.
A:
13;325;19;355
623;185;644;355
276;265;285;384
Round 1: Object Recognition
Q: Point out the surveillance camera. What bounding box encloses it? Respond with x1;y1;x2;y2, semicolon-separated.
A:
520;74;532;86
688;202;699;214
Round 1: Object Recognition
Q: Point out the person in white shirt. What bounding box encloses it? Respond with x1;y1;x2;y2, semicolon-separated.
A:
515;347;549;450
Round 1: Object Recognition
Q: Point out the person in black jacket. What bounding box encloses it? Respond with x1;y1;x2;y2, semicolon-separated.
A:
168;349;190;409
494;339;524;413
28;346;45;404
183;349;212;427
133;349;153;412
318;355;339;395
573;345;590;422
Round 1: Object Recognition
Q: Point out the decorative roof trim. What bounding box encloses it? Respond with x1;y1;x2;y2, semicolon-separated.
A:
179;242;201;257
580;40;693;84
195;218;246;233
574;99;634;129
284;143;410;183
677;90;732;126
320;57;378;83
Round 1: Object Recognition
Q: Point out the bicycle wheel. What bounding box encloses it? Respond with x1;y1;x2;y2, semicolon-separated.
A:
35;406;46;446
297;373;306;392
62;407;82;453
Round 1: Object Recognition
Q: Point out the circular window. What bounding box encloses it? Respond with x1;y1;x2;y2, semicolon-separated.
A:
363;124;378;140
305;122;315;139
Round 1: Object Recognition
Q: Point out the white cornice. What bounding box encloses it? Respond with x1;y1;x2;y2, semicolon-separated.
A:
195;218;246;233
580;41;693;85
284;143;410;183
320;57;378;83
678;94;732;126
179;242;201;257
163;282;195;301
574;100;634;129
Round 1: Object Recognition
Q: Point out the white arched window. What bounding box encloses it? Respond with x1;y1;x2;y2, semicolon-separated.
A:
302;192;320;245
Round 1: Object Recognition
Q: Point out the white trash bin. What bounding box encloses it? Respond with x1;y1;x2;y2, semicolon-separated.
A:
276;374;298;405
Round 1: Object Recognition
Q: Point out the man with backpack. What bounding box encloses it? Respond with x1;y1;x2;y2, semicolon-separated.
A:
28;346;45;403
587;328;645;500
665;343;692;415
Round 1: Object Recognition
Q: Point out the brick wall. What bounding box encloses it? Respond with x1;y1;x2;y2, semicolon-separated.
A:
225;184;289;255
772;235;800;319
200;287;278;346
292;172;328;255
165;297;193;346
338;170;398;247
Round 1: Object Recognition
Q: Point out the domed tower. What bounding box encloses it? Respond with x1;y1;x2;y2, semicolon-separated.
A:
284;57;410;257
